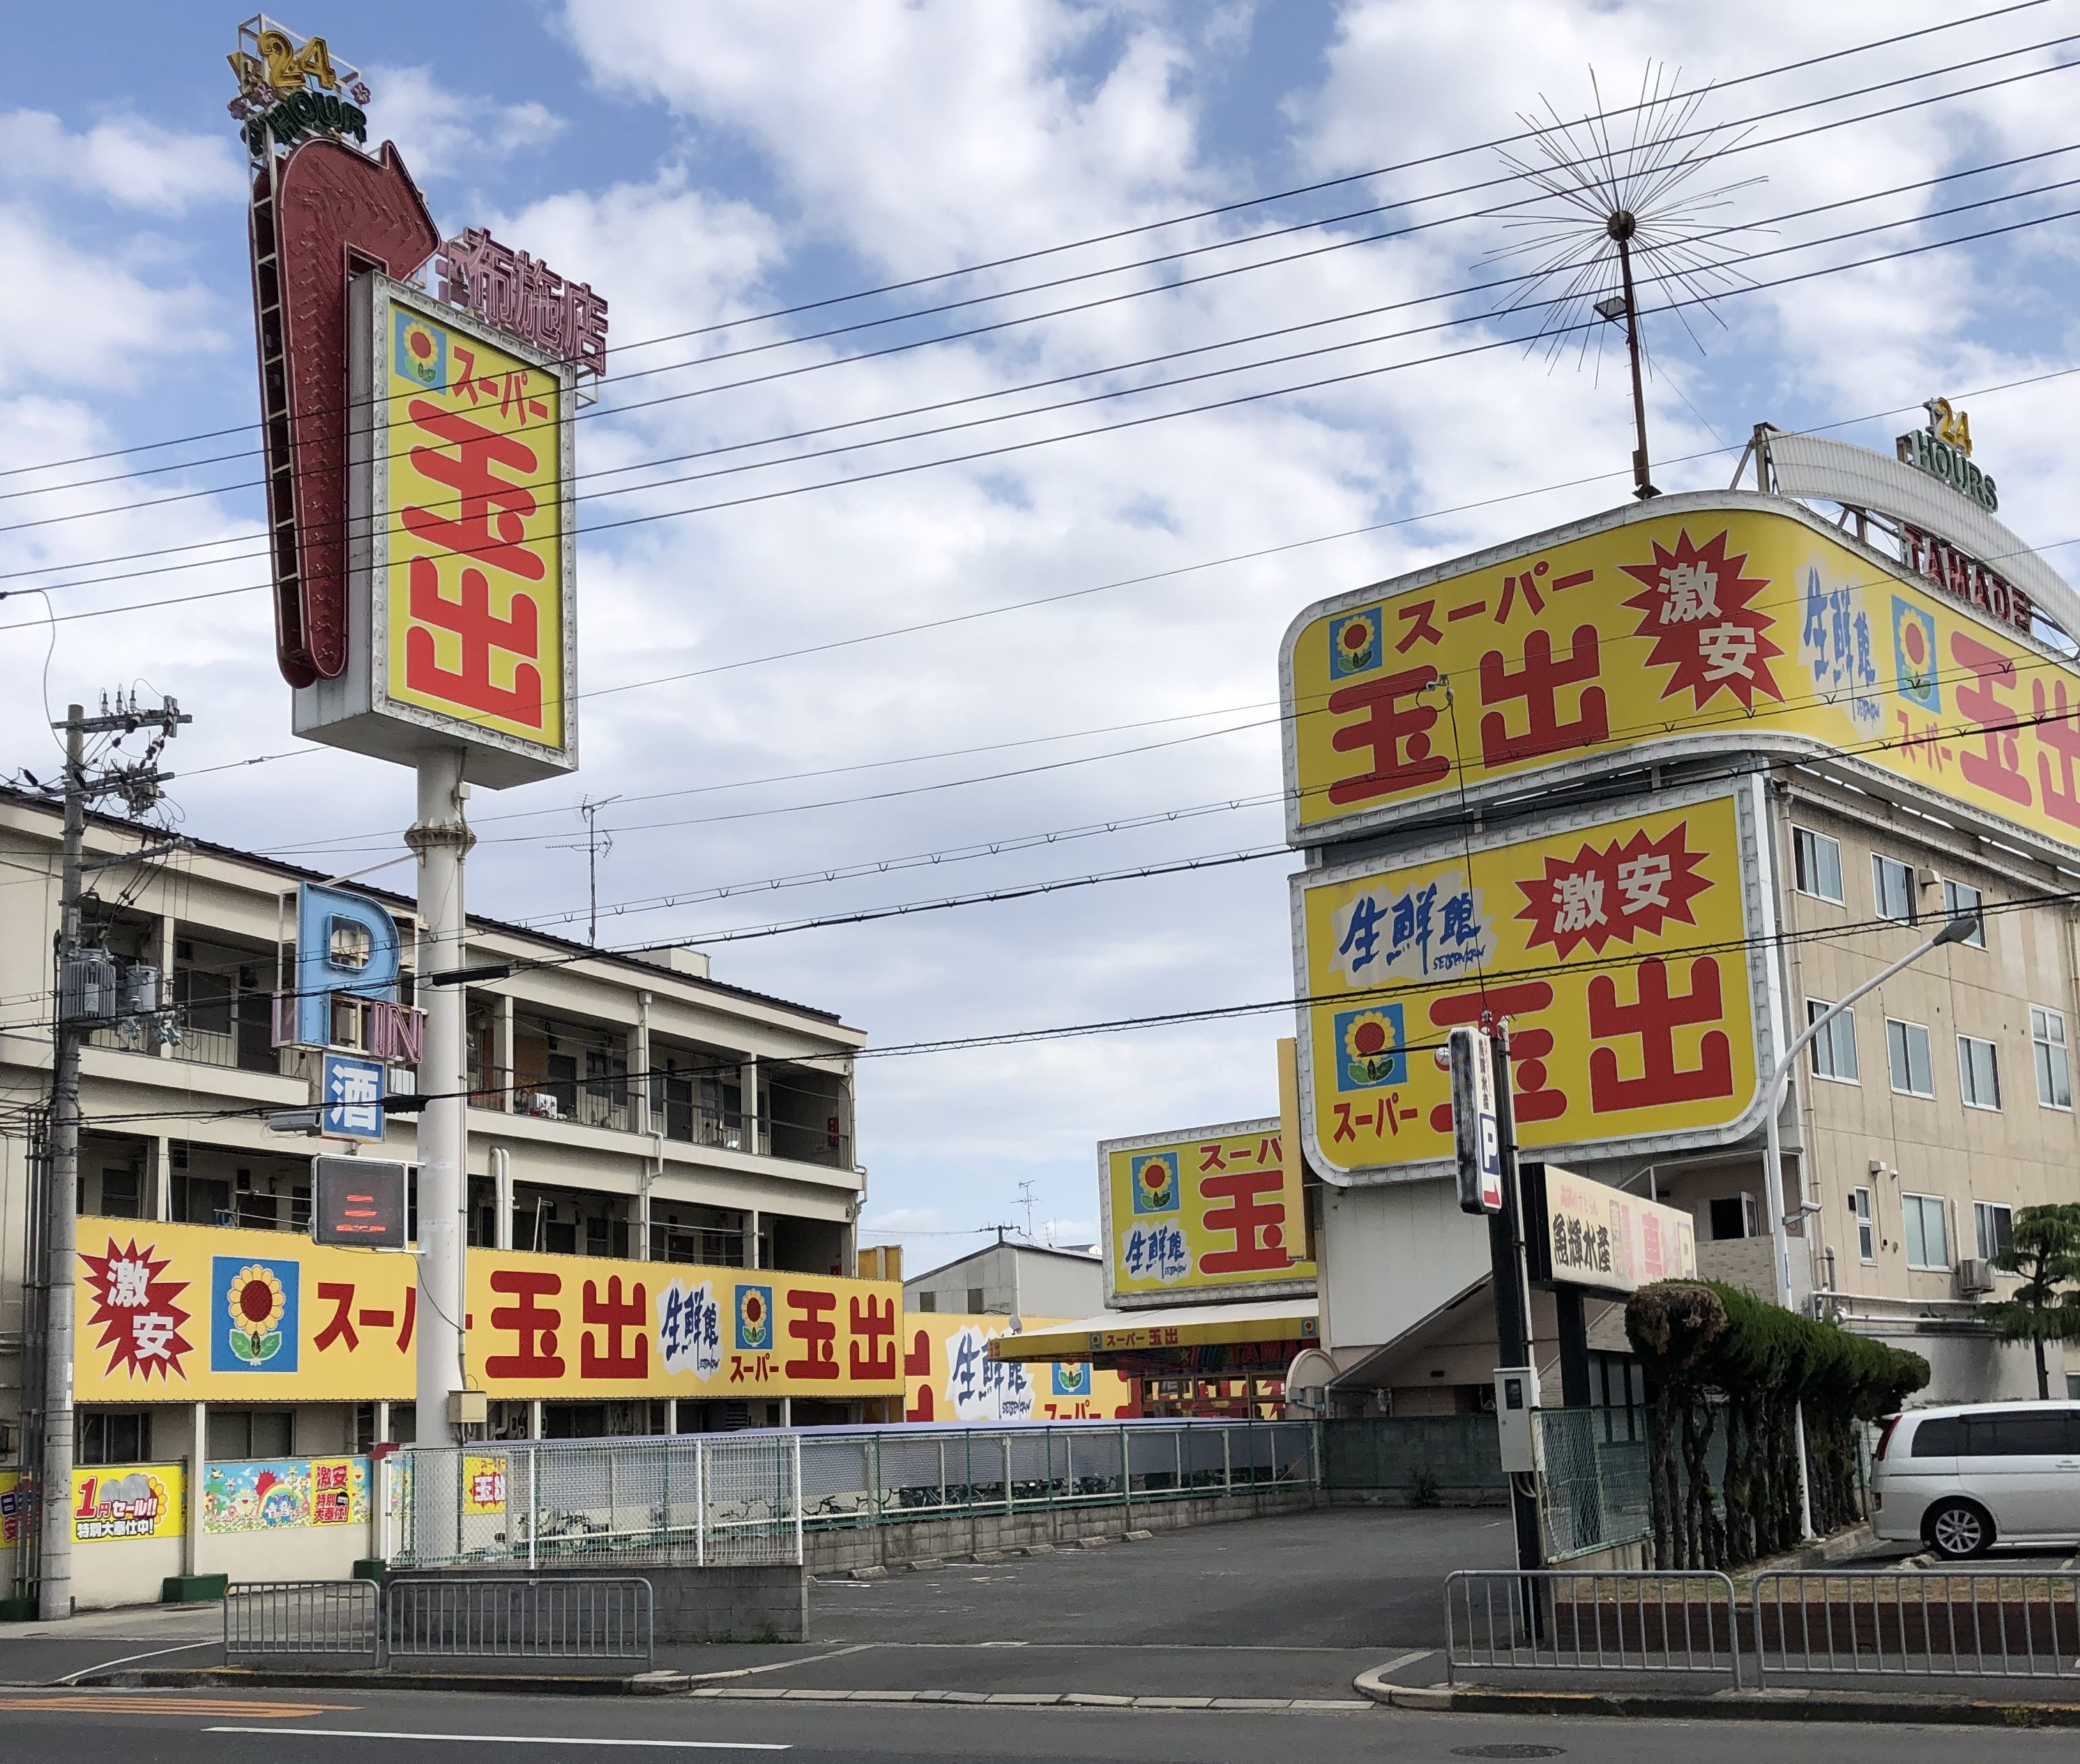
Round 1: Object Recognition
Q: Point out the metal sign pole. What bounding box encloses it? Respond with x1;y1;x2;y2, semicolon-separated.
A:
1487;1027;1546;1639
409;750;471;1550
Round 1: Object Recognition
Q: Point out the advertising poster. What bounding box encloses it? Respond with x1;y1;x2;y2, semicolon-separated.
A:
1294;785;1769;1183
75;1222;905;1404
71;1464;185;1544
1282;501;2080;859
202;1457;372;1533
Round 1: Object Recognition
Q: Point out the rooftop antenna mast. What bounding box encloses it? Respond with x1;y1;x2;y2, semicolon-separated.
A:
1489;63;1763;500
1015;1180;1038;1243
549;794;621;945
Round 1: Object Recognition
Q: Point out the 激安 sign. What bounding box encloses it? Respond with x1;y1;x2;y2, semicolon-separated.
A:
1280;496;2080;863
1291;782;1775;1185
294;274;577;787
1533;1163;1699;1293
74;1219;902;1403
1099;1118;1316;1309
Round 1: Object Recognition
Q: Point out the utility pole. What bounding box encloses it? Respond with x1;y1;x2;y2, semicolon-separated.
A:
37;693;189;1622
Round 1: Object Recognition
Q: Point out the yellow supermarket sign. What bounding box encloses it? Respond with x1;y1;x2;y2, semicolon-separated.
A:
1281;496;2080;856
72;1463;185;1544
898;1313;1134;1422
75;1219;903;1402
1294;784;1771;1183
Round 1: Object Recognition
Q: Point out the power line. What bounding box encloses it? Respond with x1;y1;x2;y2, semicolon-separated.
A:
0;1;2045;491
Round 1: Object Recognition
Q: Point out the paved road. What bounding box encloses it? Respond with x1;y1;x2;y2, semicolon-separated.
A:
0;1683;2075;1762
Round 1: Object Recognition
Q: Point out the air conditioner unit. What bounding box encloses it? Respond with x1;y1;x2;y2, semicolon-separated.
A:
522;1093;561;1120
1957;1257;1995;1296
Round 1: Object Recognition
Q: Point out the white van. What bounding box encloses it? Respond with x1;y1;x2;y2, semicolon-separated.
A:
1869;1402;2080;1558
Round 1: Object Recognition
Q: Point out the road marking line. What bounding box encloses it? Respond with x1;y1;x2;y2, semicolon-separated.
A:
206;1730;789;1751
684;1642;876;1682
0;1697;343;1717
56;1636;220;1682
1369;1648;1435;1676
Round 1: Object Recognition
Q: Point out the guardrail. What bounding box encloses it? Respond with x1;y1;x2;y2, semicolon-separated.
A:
386;1576;653;1668
224;1579;380;1667
222;1574;652;1668
388;1420;1318;1571
1753;1569;2080;1684
1444;1569;1744;1687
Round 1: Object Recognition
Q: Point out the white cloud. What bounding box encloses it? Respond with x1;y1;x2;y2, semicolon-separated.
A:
367;65;568;181
0;109;241;213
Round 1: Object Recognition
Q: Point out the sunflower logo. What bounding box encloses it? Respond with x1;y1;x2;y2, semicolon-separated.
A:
393;311;447;390
1335;1004;1406;1090
1129;1151;1178;1215
1328;607;1381;678
226;1263;287;1366
735;1283;773;1351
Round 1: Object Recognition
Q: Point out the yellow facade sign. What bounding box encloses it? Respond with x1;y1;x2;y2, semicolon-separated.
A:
1282;498;2080;856
74;1220;904;1403
72;1463;185;1544
381;280;570;755
1296;786;1768;1182
899;1313;1135;1422
462;1453;508;1515
1099;1115;1315;1308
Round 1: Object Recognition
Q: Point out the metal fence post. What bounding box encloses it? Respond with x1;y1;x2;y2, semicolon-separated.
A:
527;1447;538;1570
1222;1424;1233;1496
790;1431;804;1567
695;1437;707;1569
1174;1426;1183;1493
1120;1424;1132;1529
1003;1433;1015;1515
1061;1429;1071;1512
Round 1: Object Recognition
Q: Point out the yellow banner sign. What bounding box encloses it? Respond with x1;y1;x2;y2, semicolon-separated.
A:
1283;498;2080;856
381;280;571;757
74;1220;904;1402
899;1314;1135;1422
1099;1118;1315;1307
1296;787;1766;1182
462;1453;508;1515
1540;1165;1699;1293
72;1463;185;1544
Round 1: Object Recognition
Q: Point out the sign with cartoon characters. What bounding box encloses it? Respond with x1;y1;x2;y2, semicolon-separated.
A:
1293;782;1775;1185
74;1219;902;1402
1280;496;2080;862
71;1464;184;1544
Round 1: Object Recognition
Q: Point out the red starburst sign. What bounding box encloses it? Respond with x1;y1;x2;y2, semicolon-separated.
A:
1618;528;1784;713
80;1237;193;1382
1515;822;1714;958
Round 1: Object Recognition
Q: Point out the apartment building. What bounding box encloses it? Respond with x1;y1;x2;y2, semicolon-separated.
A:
0;785;873;1466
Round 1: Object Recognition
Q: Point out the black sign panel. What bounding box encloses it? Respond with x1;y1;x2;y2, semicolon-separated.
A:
312;1156;409;1247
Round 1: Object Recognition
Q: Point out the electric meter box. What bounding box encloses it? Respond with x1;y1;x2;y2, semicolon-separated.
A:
1494;1364;1540;1473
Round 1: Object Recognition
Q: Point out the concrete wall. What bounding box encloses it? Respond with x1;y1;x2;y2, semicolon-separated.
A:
905;1244;1104;1319
1317;1178;1490;1360
399;1563;807;1644
73;1534;185;1612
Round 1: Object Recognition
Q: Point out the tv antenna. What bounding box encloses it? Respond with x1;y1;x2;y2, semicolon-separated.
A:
1489;63;1763;499
549;794;621;945
1015;1180;1038;1243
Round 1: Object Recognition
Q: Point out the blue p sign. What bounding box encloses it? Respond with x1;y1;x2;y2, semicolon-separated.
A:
294;883;402;1047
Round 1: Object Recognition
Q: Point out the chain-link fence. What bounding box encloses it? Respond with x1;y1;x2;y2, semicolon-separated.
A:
1534;1408;1650;1560
386;1420;1317;1569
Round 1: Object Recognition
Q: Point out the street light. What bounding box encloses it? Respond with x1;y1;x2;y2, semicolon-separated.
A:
1760;910;1978;1537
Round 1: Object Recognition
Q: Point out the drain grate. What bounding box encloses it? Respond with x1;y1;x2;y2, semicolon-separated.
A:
1451;1747;1566;1759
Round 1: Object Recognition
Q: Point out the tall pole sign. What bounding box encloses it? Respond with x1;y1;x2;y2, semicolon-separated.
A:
227;16;604;1527
1448;1025;1503;1216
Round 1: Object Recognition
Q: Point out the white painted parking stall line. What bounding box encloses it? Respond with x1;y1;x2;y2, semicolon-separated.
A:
206;1731;789;1751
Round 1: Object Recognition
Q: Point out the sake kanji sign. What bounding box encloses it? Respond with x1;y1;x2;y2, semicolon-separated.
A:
1280;496;2080;861
1292;783;1776;1185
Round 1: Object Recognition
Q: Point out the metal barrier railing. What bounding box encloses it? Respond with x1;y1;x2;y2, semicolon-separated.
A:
222;1579;382;1666
388;1420;1318;1571
1754;1569;2080;1684
386;1576;653;1668
1445;1569;1743;1687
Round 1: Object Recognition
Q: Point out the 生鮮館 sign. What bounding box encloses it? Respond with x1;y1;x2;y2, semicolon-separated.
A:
73;1219;904;1403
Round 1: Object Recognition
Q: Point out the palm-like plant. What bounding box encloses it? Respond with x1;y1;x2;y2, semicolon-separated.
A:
1985;1203;2080;1400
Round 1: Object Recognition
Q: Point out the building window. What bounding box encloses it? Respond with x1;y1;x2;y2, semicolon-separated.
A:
1707;1194;1758;1240
966;1286;985;1313
1851;1187;1876;1263
1885;1019;1934;1097
1958;1035;2002;1110
1807;1000;1858;1081
1872;854;1917;924
2031;1006;2072;1109
916;1291;937;1314
1901;1193;1950;1270
1974;1200;2014;1263
1793;827;1844;903
1941;879;1985;945
206;1408;294;1461
77;1409;152;1466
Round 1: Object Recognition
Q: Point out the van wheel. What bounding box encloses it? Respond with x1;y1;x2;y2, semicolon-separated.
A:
1926;1499;1994;1560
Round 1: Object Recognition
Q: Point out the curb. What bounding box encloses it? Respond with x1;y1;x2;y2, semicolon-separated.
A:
1351;1668;2080;1728
75;1666;689;1697
688;1687;1371;1710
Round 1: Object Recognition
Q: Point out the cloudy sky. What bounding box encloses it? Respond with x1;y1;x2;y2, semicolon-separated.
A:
2;1;2077;1266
